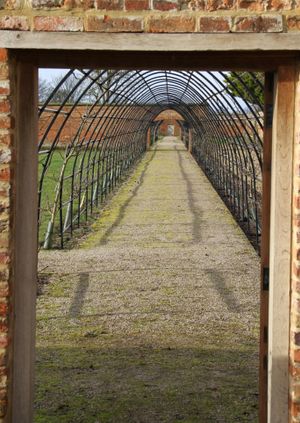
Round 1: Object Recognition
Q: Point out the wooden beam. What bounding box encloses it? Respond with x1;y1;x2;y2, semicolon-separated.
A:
146;128;151;150
13;49;298;71
188;128;192;153
12;59;38;423
259;72;274;423
2;31;300;52
268;65;295;423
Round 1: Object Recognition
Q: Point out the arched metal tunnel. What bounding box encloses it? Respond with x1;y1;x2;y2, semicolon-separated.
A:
38;70;263;250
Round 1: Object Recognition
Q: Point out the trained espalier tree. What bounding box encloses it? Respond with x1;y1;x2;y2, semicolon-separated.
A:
225;72;264;107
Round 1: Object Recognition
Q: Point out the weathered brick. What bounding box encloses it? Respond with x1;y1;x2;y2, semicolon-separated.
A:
186;0;205;10
0;16;29;30
95;0;123;9
0;101;10;115
237;0;264;11
232;15;283;32
5;0;22;8
290;362;300;379
291;312;300;330
0;82;9;96
153;0;179;10
0;235;8;255
0;167;10;182
0;285;9;298
0;255;9;266
294;332;300;347
291;401;300;417
0;150;11;165
0;388;6;403
294;298;300;314
0;51;7;63
0;336;7;351
63;0;93;10
31;0;62;7
292;349;300;364
291;383;300;404
125;0;149;10
0;269;9;283
295;195;300;209
0;65;8;81
206;0;236;11
294;261;300;278
33;16;83;31
0;399;7;417
266;0;293;10
293;280;300;295
85;15;143;32
287;15;300;31
0;134;11;148
0;118;10;131
0;304;8;319
0;324;8;336
148;15;196;32
294;214;300;228
199;16;231;32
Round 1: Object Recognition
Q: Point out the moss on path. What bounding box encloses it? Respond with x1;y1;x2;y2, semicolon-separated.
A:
36;137;260;422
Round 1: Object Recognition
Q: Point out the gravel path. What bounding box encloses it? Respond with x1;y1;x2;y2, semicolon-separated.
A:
36;137;260;423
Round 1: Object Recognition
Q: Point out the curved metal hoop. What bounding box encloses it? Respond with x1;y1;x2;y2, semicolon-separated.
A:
38;70;263;249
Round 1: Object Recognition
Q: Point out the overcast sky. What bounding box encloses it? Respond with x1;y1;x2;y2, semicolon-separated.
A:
39;68;69;81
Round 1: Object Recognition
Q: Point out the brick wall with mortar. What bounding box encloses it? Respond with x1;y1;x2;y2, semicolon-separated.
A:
39;105;155;145
158;119;181;136
155;109;182;136
0;0;298;33
0;0;299;420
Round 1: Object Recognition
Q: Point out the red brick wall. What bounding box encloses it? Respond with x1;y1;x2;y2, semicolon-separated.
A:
0;1;298;34
39;104;134;146
155;110;183;137
158;119;181;136
39;105;183;146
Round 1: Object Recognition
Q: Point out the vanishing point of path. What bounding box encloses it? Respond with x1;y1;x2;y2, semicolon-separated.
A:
36;137;260;423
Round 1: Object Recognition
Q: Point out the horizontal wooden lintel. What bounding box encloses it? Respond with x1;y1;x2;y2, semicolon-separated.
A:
1;31;300;52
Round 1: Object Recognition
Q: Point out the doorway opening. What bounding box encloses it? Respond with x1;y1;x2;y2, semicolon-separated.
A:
11;48;296;422
35;68;262;422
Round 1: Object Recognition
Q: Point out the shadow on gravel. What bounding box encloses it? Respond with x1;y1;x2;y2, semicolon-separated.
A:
69;272;90;318
205;268;241;313
97;149;157;246
177;150;203;242
34;345;258;423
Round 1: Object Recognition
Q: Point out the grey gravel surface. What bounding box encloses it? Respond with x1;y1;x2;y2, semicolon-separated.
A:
36;137;260;423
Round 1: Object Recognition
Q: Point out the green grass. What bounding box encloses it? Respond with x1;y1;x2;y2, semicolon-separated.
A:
38;147;138;248
38;149;101;248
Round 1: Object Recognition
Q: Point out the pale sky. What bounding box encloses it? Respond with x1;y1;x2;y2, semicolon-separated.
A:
39;68;68;81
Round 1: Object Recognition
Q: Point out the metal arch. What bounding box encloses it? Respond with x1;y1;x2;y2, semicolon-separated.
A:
38;69;263;250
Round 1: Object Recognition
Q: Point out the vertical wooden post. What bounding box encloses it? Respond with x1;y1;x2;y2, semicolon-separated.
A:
289;62;300;423
268;65;295;423
188;128;192;153
12;60;38;423
146;127;151;150
259;72;273;423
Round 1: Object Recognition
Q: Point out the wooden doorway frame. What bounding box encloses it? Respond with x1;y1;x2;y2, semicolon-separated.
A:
6;40;299;423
